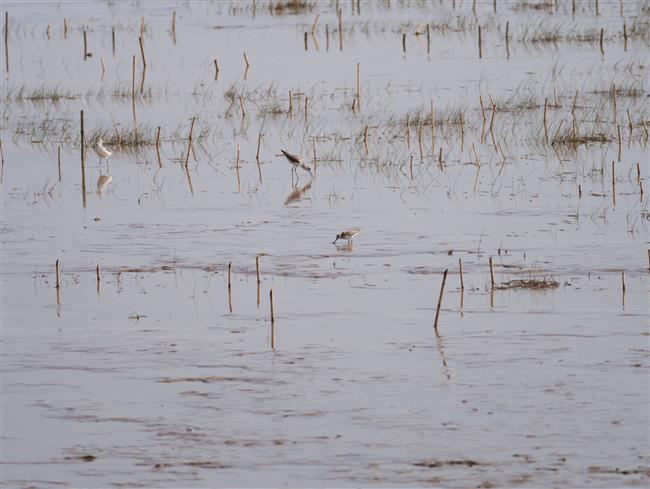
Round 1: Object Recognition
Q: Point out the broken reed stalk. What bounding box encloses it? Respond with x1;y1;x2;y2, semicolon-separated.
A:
402;33;406;52
363;126;369;155
325;23;329;50
235;143;241;191
626;109;633;133
433;269;448;335
239;95;246;117
64;17;68;40
96;264;101;294
304;31;308;50
111;26;115;55
543;98;549;142
4;12;7;73
479;96;486;121
578;184;582;198
438;147;443;170
184;116;196;168
55;259;61;304
458;258;464;291
637;162;641;182
255;133;262;163
214;58;220;80
288;90;292;116
430;101;435;153
409;155;414;180
0;139;4;183
478;25;482;59
80;110;87;207
621;271;626;293
270;289;276;348
312;139;317;171
623;23;628;51
338;8;343;51
648;249;650;271
131;55;136;121
256;255;261;284
138;36;146;67
599;27;604;55
459;112;465;149
311;14;319;34
489;256;495;289
472;143;481;167
227;262;232;290
617;125;621;161
57;145;62;182
505;21;510;58
83;28;88;60
418;122;424;160
405;115;410;148
356;62;361;110
155;127;162;167
612;160;616;205
426;23;430;54
304;96;308;119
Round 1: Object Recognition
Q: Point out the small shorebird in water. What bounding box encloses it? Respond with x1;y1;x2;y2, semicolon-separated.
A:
333;228;361;244
93;137;112;164
280;149;313;176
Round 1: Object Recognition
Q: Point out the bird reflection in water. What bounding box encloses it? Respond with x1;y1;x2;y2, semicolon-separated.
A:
283;179;313;206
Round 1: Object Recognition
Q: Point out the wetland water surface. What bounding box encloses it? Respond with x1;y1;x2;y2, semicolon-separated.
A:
1;1;649;487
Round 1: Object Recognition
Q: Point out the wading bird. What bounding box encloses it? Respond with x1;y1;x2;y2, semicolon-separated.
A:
333;228;362;244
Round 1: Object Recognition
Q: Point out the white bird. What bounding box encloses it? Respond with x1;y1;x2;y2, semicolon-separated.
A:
93;137;112;163
280;149;312;176
333;228;362;244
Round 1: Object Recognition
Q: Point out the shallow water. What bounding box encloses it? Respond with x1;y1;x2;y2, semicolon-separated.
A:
2;1;649;487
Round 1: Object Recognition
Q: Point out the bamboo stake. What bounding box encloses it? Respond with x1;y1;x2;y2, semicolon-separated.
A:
433;269;448;335
459;258;464;291
270;289;276;348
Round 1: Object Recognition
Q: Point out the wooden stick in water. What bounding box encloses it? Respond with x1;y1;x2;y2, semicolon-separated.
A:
433;269;448;335
459;258;464;291
155;127;162;167
184;116;196;168
489;256;495;289
80;110;87;207
57;145;62;182
139;36;146;67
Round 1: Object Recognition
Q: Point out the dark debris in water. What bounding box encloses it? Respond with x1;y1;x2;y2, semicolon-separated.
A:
413;459;481;468
496;279;559;290
588;466;650;477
